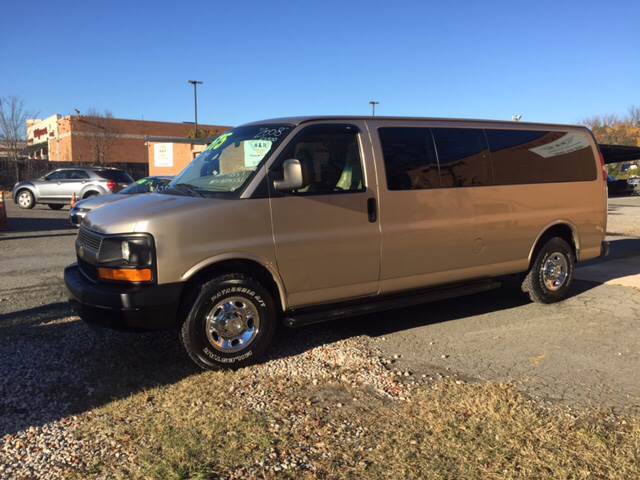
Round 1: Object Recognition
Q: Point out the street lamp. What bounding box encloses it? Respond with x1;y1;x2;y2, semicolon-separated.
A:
369;100;379;116
188;80;203;136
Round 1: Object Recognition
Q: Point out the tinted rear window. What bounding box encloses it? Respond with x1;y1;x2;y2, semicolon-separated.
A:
96;170;133;183
431;128;491;187
486;129;596;184
378;128;440;190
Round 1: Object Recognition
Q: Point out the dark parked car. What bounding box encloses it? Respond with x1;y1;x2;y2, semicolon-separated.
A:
607;175;636;197
69;176;172;226
627;176;640;187
12;167;133;209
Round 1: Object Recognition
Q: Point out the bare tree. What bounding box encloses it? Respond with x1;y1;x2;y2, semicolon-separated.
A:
629;105;640;127
81;108;118;165
0;96;34;182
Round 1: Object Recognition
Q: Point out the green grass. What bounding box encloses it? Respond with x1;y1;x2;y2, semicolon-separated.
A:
76;369;640;480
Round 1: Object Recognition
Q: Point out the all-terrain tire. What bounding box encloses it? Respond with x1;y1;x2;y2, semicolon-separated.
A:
522;237;575;304
180;273;277;370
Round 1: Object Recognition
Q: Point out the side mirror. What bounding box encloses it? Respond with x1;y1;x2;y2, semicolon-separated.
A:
273;159;306;191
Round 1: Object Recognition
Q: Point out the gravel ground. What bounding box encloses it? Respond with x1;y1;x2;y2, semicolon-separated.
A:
0;319;420;478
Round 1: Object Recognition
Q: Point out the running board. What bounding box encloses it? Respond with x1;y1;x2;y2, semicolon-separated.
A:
283;279;501;328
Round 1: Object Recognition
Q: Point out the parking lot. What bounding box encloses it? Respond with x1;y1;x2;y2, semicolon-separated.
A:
1;197;640;477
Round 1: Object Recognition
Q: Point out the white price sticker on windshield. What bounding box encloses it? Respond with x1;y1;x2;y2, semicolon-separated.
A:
243;140;272;167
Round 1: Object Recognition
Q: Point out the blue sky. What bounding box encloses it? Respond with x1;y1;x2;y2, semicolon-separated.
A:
1;0;638;126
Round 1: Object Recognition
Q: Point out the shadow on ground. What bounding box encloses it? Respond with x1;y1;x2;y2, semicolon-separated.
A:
0;279;591;438
5;216;74;233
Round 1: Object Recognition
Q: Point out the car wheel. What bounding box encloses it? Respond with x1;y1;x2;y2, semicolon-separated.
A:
17;190;35;209
48;204;64;210
180;273;277;370
521;237;575;304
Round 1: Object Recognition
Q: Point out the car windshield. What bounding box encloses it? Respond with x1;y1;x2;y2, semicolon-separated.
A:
168;125;293;196
120;177;171;194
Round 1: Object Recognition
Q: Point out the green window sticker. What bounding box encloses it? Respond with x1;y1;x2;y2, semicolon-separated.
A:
206;132;233;151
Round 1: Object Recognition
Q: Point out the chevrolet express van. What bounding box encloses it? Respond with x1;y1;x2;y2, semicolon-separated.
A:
65;116;608;369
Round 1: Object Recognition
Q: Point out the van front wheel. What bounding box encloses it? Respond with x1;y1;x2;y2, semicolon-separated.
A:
522;237;575;304
180;273;277;370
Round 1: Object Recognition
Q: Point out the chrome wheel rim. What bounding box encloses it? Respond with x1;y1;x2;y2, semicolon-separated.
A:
18;192;32;207
542;252;569;291
205;296;260;353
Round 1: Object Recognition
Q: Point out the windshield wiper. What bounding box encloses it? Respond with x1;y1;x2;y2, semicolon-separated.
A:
171;183;205;197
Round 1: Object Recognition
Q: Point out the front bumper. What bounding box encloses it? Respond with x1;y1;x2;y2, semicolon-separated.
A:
64;264;183;331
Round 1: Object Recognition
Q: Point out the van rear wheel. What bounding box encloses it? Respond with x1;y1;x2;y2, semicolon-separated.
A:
522;237;574;304
180;273;277;370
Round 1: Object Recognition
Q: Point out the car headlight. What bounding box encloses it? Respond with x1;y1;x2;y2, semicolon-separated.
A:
96;234;154;283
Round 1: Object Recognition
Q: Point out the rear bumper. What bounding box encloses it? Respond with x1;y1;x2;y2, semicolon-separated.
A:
64;264;183;331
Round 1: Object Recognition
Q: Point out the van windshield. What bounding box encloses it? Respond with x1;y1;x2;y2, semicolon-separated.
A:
168;125;293;197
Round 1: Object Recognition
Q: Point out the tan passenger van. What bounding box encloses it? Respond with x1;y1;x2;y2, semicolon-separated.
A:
65;116;608;369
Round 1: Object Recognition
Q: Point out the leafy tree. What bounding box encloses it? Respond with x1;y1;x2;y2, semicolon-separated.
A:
582;106;640;178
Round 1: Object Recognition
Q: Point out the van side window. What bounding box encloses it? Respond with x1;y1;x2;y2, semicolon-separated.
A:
486;129;597;184
378;127;439;190
431;128;491;187
276;124;365;194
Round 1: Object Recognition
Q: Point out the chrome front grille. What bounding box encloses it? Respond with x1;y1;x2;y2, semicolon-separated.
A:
77;227;103;253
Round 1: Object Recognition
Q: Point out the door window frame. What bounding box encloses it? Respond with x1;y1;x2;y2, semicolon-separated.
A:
267;123;368;197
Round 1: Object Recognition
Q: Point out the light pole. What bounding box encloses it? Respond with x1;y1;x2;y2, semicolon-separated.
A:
369;100;379;116
188;80;203;136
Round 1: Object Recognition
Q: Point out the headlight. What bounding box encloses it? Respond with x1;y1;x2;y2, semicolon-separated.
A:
96;234;154;283
98;235;153;267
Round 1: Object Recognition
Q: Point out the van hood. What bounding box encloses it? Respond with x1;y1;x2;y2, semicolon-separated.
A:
82;193;230;235
75;193;123;210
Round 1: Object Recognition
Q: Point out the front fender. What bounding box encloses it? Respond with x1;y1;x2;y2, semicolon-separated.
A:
180;252;288;311
13;183;37;202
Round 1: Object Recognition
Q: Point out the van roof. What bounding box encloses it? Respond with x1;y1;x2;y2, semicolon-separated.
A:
242;115;589;131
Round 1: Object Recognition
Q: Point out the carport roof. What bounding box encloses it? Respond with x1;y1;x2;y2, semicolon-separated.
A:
599;144;640;164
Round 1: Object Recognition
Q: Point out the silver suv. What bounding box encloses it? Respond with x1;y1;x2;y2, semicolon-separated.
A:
12;167;133;210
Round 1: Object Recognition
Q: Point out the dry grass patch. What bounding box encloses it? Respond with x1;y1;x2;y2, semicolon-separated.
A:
75;353;640;480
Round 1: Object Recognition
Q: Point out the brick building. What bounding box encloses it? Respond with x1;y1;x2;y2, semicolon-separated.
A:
147;137;212;176
26;114;229;169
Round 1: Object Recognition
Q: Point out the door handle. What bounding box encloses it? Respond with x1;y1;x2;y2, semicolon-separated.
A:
367;197;377;223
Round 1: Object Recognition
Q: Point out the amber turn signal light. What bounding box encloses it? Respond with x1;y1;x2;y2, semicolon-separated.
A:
98;267;153;283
